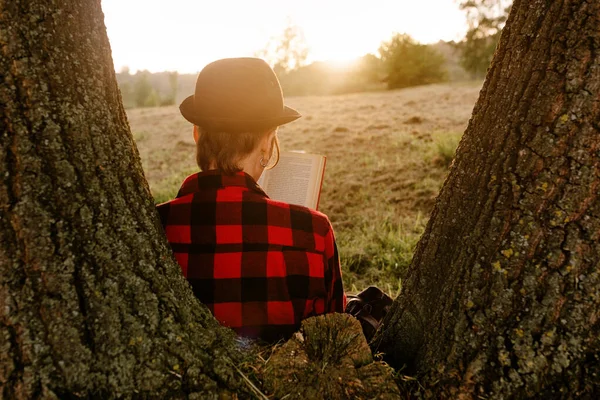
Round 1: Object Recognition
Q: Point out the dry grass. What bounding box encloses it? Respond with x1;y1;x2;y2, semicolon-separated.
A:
128;82;482;293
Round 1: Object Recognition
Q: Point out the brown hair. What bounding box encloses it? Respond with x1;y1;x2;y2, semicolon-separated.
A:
195;126;280;175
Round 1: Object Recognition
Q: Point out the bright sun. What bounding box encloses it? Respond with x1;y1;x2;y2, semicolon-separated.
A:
102;0;467;73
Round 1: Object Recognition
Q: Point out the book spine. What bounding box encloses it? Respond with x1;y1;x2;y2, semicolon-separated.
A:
315;156;326;211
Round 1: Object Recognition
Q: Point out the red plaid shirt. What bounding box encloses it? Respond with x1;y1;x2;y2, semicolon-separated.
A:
157;170;345;341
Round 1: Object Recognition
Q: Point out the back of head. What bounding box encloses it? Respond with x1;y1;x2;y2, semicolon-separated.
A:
179;57;298;174
195;127;279;175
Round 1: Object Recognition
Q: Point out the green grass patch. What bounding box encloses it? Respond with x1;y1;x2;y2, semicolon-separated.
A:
429;131;463;168
151;167;199;204
337;214;426;296
132;131;148;142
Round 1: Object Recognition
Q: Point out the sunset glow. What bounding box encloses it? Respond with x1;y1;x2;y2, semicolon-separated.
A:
101;0;467;73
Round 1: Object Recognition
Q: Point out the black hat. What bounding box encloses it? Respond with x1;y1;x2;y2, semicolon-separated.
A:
179;57;301;133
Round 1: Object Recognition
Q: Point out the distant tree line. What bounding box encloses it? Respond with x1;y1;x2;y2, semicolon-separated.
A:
117;69;189;109
263;2;513;91
117;2;511;108
115;35;459;108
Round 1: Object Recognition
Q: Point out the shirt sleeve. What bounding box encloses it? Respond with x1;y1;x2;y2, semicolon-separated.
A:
324;224;346;313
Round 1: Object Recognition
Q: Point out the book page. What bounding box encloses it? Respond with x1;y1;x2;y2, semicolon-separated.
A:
258;152;325;209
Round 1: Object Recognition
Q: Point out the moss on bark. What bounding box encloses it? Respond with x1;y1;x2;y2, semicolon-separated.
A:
260;314;400;399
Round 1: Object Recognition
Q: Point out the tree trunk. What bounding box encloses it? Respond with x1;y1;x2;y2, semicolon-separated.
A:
375;0;600;398
0;1;245;398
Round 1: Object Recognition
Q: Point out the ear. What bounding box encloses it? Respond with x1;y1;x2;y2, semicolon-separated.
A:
260;128;278;154
193;125;200;144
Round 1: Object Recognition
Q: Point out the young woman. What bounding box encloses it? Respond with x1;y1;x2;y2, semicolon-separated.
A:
157;58;346;342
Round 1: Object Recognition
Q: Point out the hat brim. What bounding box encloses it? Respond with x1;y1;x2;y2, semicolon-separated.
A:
179;95;301;133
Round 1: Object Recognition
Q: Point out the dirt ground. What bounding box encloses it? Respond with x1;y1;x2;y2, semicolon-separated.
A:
128;82;482;291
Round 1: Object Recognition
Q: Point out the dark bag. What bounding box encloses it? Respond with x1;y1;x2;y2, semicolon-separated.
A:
345;286;394;342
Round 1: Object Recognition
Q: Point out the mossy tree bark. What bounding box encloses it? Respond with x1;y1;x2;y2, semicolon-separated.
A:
375;0;600;398
0;1;245;398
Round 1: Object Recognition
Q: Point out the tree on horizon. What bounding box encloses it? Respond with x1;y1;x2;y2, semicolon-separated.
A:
255;20;309;75
458;0;513;77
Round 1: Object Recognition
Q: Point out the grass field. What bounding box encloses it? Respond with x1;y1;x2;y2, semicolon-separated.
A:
128;82;482;294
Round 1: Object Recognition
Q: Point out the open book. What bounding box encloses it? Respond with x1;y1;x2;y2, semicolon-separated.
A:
257;151;326;210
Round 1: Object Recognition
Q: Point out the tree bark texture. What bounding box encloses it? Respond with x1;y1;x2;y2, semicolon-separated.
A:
0;1;245;398
375;0;600;398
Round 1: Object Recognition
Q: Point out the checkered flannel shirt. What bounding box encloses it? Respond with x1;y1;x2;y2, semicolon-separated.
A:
157;170;346;341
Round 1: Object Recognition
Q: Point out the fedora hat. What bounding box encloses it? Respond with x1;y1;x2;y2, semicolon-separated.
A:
179;57;301;133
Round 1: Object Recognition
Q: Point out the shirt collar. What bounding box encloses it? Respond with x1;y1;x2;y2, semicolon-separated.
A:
176;170;268;198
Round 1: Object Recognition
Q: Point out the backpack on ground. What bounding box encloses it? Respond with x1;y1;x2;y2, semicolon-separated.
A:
345;286;394;342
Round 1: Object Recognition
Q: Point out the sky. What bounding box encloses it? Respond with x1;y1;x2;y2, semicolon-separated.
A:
101;0;468;74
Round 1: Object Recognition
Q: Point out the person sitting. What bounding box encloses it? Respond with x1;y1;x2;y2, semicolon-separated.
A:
156;58;346;342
